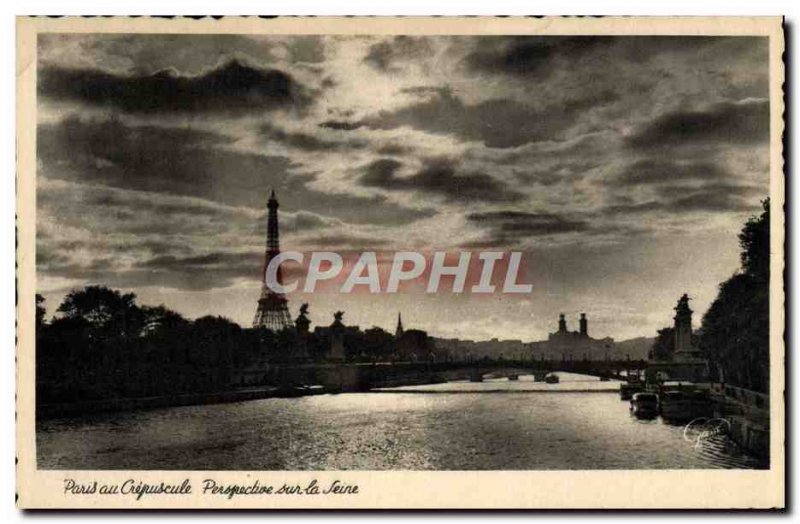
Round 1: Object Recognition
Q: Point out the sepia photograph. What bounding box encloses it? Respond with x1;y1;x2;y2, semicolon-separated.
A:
15;15;785;509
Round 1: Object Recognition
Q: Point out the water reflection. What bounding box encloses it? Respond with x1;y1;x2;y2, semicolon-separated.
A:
37;373;767;470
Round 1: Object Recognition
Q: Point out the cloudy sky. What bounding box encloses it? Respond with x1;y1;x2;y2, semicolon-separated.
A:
35;34;770;341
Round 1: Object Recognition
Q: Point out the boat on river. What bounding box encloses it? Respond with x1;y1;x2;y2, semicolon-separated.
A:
630;392;659;418
659;389;712;421
273;384;327;398
544;374;560;384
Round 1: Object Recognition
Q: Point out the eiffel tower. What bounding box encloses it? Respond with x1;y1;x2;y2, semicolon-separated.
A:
253;190;293;331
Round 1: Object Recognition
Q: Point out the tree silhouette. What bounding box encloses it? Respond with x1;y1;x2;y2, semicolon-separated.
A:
57;285;143;338
650;326;675;361
740;199;770;282
701;199;770;392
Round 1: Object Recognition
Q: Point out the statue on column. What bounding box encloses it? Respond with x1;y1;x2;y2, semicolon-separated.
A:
295;303;310;334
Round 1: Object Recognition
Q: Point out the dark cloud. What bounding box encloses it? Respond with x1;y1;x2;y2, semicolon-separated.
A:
614;159;729;186
40;248;267;292
36;181;264;292
38;116;434;226
605;183;762;215
459;237;521;249
298;234;392;250
464;210;651;249
467;211;590;237
399;86;451;97
363;36;434;72
360;158;524;203
680;182;760;197
322;87;617;150
39;59;312;114
36;243;71;268
618;36;767;64
667;192;757;213
260;122;366;152
137;249;309;289
38;180;258;238
626;99;769;150
140;251;257;270
361;88;589;148
319;120;364;131
603;200;664;216
376;143;413;156
36;177;307;292
39;178;335;250
465;36;615;77
359;158;404;189
563;89;620;113
464;36;757;78
680;186;762;212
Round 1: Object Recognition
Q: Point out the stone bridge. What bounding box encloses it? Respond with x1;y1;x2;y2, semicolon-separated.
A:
269;359;647;392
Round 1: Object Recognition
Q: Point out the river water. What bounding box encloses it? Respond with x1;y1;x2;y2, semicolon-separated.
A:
37;373;767;470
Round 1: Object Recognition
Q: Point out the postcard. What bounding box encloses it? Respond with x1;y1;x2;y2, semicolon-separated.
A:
16;16;785;509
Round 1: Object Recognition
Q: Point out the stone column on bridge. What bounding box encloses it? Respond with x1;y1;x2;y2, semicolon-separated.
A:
674;294;693;354
294;303;311;361
329;311;346;362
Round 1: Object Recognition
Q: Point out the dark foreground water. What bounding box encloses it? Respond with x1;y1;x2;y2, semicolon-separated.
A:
37;373;767;470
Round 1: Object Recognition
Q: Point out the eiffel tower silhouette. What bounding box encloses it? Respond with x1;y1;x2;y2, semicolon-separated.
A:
253;190;293;331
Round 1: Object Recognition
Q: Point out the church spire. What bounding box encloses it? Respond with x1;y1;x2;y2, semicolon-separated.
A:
395;312;404;337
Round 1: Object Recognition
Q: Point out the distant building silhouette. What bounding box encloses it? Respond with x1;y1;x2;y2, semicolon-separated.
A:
531;313;615;359
548;313;596;342
432;313;617;361
392;312;436;361
397;329;432;361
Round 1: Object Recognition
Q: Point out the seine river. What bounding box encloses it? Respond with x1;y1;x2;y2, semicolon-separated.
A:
37;373;767;470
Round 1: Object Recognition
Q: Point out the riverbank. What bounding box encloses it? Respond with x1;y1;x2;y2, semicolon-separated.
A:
710;384;770;459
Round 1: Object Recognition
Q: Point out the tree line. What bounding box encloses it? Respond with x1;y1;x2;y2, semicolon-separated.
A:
35;290;419;405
